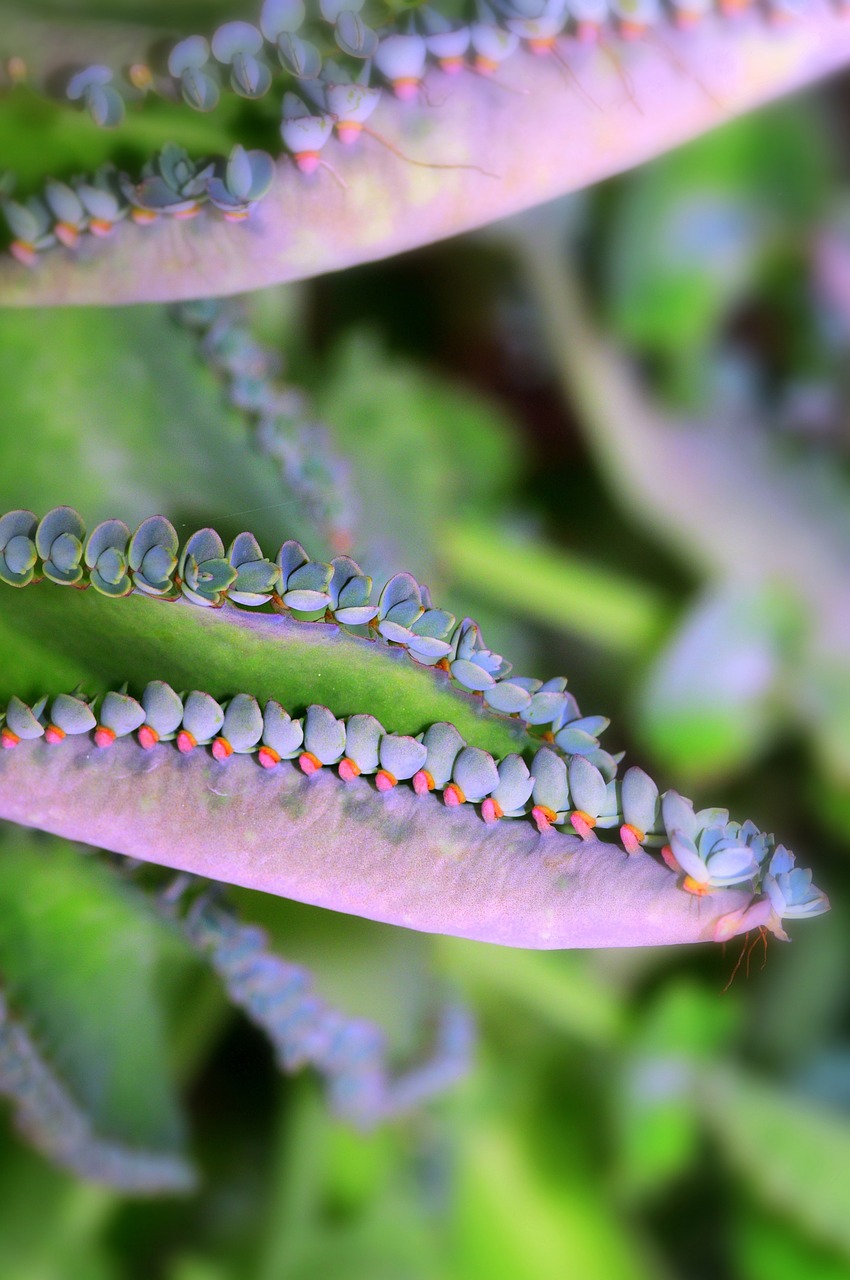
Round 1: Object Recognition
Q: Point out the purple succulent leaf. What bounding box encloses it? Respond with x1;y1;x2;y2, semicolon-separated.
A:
7;15;850;303
0;738;759;949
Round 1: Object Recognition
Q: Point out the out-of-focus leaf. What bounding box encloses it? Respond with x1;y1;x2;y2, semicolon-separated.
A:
0;307;320;551
606;108;829;357
637;583;796;781
453;1098;654;1280
517;230;850;781
6;13;850;304
436;939;624;1048
0;1140;117;1280
316;334;517;585
702;1066;850;1259
616;980;738;1198
231;892;435;1060
443;518;666;656
257;1083;443;1280
737;1209;850;1280
0;828;188;1165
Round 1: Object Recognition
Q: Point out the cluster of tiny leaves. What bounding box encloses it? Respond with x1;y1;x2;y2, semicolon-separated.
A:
0;0;810;264
172;299;355;550
0;145;274;266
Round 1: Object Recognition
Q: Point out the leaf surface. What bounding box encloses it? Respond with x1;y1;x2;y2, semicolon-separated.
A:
0;736;754;949
4;10;850;304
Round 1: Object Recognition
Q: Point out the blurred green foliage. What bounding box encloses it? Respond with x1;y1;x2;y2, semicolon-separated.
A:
2;32;850;1280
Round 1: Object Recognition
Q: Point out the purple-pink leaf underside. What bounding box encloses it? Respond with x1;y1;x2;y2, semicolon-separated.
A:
0;737;753;949
3;6;850;306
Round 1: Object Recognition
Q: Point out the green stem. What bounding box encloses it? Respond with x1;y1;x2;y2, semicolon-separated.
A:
443;518;668;656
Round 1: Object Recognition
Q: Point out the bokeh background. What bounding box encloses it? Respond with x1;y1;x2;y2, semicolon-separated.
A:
3;35;850;1279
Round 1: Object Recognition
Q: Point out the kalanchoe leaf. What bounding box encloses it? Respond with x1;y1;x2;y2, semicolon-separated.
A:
4;696;46;742
85;519;132;597
377;733;427;785
10;22;850;303
450;618;511;689
451;746;500;804
527;689;569;725
49;693;96;737
260;700;304;763
2;196;56;263
620;766;661;850
0;509;39;587
422;21;471;70
216;694;264;755
86;83;125;129
470;18;520;70
275;33;323;78
568;755;609;821
329;557;378;625
303;703;346;766
530;747;570;826
65;65;125;128
168;36;211;75
76;167;127;235
35;507;85;586
321;0;364;21
415;722;465;792
450;658;496;692
44;181;86;247
260;0;307;39
0;737;764;948
668;827;759;890
167;43;219;111
339;713;383;777
379;571;420;616
324;80;382;140
128;516;179;597
764;850;830;922
282;560;333;613
483;681;533;715
226;147;275;204
373;32;427;97
212;21;264;62
487;753;534;820
180;691;225;748
178;528;237;607
179;68;220;112
140;681;185;746
97;691;146;742
227;531;280;606
281;94;334;168
66;64;113;99
335;10;379;58
211;23;272;98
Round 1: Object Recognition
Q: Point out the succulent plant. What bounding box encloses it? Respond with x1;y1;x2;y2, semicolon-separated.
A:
65;64;125;128
0;0;840;1212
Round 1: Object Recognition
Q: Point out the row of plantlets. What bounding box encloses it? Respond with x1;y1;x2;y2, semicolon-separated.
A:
0;504;829;939
173;298;354;551
0;0;823;263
